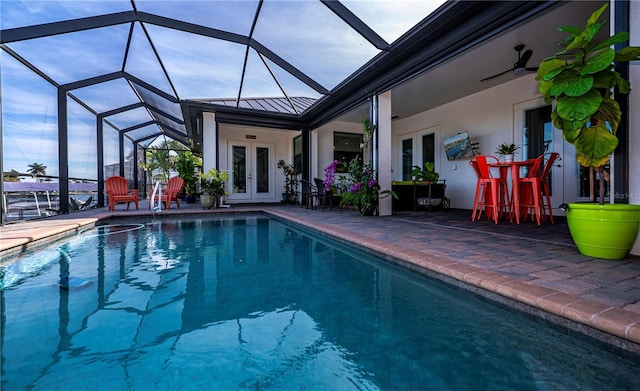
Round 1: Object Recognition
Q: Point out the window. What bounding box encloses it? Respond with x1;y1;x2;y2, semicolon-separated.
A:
402;138;413;181
522;105;552;160
422;133;435;166
293;135;302;173
399;132;435;181
333;132;363;172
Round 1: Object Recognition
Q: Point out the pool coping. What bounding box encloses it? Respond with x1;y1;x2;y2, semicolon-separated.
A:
2;206;640;355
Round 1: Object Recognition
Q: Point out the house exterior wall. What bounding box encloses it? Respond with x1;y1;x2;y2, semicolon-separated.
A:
202;112;217;172
392;74;541;210
377;91;393;216
215;123;299;203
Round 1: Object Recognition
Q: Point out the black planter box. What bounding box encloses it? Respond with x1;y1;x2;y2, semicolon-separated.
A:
392;181;449;212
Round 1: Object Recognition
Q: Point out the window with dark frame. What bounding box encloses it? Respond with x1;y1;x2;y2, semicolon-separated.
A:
293;135;302;173
333;132;363;173
422;133;435;167
402;138;413;181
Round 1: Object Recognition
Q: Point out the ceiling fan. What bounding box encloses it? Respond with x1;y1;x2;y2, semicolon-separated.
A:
480;44;539;82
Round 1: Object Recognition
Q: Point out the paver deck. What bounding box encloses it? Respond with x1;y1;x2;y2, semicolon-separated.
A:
2;202;640;354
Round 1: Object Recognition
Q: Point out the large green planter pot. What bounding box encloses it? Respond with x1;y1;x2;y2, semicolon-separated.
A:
566;203;640;260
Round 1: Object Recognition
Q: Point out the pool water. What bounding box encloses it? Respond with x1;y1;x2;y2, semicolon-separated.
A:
1;215;639;390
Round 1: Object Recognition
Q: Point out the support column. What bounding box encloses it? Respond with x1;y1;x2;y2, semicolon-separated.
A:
97;116;104;207
301;128;311;182
58;88;69;214
0;78;4;224
376;90;393;216
118;132;125;178
132;143;139;190
628;0;639;255
141;147;148;200
202;112;218;171
613;0;630;204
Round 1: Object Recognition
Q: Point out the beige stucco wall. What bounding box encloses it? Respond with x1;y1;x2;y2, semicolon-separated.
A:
214;123;299;203
392;74;541;210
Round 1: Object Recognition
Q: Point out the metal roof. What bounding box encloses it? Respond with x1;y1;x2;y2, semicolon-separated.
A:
195;96;317;116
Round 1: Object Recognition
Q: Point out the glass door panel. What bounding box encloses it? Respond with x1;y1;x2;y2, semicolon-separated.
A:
422;133;435;166
402;138;413;181
516;99;575;214
232;145;248;197
228;143;274;201
255;146;269;194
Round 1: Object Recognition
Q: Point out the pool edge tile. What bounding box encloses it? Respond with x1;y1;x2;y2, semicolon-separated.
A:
591;308;640;342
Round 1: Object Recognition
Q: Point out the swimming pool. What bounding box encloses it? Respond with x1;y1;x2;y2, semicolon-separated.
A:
1;214;639;390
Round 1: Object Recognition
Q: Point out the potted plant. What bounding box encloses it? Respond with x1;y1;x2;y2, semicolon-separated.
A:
495;143;520;162
280;162;299;203
200;168;228;209
536;3;640;259
411;162;440;183
339;158;397;216
174;150;201;203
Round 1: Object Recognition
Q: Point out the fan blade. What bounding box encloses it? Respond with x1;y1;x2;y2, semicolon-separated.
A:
519;49;533;67
480;68;512;82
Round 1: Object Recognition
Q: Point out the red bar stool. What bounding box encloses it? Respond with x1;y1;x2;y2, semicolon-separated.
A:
470;155;510;224
518;153;560;224
516;155;544;223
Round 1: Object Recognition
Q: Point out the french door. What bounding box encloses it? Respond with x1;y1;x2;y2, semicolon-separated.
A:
227;142;274;201
515;99;589;215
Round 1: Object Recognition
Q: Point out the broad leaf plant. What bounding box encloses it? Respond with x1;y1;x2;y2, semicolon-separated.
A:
536;3;640;204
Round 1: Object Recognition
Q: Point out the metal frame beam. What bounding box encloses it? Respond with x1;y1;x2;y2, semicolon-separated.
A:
119;132;125;177
0;11;136;43
121;121;156;134
58;88;69;214
97;115;105;207
61;72;124;91
320;0;389;50
102;102;146;118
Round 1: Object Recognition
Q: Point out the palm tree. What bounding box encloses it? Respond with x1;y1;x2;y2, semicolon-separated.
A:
145;148;171;182
3;169;21;182
144;140;192;183
27;162;47;182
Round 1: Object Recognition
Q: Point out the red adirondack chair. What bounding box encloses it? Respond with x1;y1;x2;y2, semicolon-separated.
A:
149;176;184;209
105;176;139;211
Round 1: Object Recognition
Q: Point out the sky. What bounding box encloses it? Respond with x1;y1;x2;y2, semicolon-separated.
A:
1;0;446;180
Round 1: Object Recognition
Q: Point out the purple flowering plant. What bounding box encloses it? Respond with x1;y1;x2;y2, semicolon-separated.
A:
323;160;339;191
337;158;397;216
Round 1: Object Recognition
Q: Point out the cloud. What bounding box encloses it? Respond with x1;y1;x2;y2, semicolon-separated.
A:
72;78;141;114
342;0;446;43
7;24;129;84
